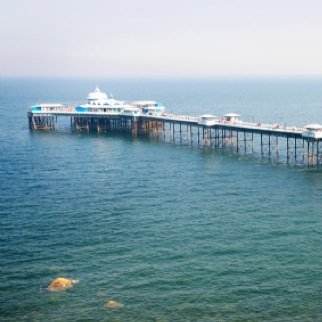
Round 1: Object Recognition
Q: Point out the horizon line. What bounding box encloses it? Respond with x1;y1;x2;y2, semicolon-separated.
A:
2;74;322;80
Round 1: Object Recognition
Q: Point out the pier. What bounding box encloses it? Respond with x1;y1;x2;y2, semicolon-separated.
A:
27;87;322;167
27;107;322;167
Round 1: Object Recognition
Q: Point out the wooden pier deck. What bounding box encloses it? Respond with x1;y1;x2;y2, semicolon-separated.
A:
27;107;322;167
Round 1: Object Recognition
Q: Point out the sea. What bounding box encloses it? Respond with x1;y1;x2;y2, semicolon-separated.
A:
1;77;322;321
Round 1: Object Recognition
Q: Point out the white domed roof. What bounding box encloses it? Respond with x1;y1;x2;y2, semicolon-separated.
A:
87;86;108;100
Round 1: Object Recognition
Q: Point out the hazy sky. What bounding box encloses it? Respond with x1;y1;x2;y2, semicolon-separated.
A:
1;0;322;77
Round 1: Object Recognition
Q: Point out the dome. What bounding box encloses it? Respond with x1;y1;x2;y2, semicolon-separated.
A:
87;86;108;101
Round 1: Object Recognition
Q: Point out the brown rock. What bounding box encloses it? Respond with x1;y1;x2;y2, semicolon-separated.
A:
48;278;74;292
105;300;123;309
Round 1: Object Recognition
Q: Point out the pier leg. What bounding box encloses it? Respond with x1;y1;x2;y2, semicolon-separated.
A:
286;137;289;164
197;126;200;146
131;118;138;136
244;131;246;155
301;139;305;163
210;128;213;148
215;129;219;149
236;131;239;153
307;141;311;166
163;122;166;140
317;140;319;167
221;129;223;147
276;136;279;160
28;114;32;131
172;123;175;141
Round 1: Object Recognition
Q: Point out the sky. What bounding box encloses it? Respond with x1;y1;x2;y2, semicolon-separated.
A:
1;0;322;78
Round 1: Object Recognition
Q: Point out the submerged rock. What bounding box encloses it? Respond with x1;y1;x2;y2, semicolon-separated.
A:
48;278;75;292
105;300;123;309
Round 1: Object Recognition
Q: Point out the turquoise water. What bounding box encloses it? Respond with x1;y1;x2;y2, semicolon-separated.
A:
1;78;322;321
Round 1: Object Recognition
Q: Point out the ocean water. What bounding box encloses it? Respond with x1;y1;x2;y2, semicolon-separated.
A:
1;78;322;321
